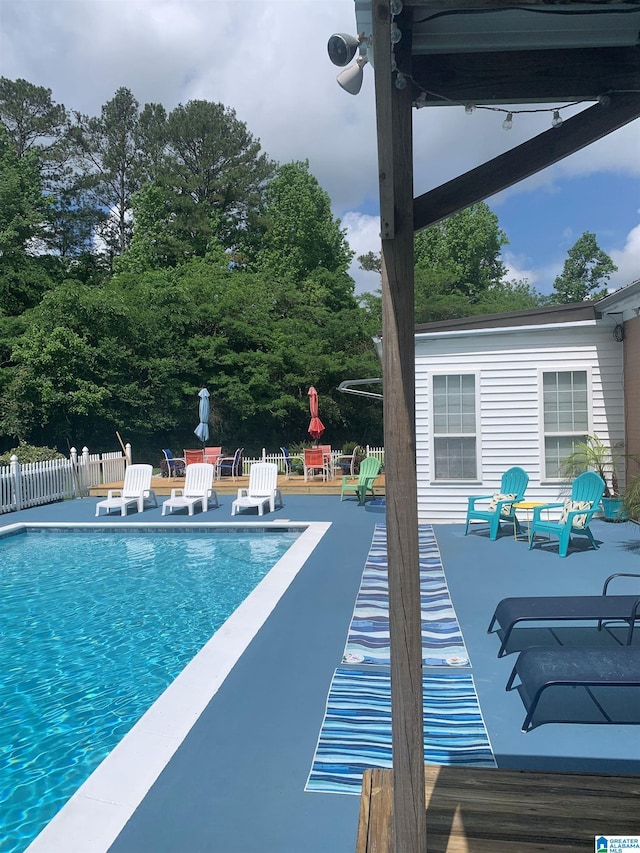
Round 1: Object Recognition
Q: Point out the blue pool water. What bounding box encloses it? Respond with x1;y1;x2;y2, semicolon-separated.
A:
0;527;300;853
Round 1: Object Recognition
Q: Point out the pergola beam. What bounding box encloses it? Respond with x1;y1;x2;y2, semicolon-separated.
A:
414;93;640;231
409;46;640;105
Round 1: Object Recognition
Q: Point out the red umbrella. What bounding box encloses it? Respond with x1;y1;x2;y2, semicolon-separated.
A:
308;386;325;441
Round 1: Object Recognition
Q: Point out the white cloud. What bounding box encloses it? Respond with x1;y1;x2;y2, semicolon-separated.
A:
342;211;381;295
502;252;539;287
610;223;640;288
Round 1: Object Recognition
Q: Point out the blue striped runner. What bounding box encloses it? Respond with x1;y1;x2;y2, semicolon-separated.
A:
342;524;469;667
306;666;495;794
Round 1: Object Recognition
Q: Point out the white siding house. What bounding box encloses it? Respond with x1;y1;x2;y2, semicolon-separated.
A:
413;301;627;523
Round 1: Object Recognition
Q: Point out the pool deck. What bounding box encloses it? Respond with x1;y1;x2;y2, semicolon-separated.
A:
3;496;640;852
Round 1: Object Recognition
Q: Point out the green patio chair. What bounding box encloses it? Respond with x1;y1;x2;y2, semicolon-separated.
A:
340;456;381;504
528;470;605;557
465;466;529;540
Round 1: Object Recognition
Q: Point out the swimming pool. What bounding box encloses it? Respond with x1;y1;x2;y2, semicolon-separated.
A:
0;522;327;853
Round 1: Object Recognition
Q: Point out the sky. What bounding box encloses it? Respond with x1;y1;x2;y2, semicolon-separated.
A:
1;0;638;297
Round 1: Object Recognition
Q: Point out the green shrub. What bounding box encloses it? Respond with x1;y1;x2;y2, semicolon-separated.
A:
0;442;65;466
622;475;640;522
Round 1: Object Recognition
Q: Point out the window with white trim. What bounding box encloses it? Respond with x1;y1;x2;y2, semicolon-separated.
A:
543;370;589;478
432;374;477;479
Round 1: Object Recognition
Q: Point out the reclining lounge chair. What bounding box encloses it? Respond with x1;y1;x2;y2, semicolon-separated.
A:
231;462;283;517
506;645;640;731
95;464;158;517
488;573;640;657
161;463;218;516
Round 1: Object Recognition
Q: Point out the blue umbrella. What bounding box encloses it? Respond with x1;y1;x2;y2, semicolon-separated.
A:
194;388;210;444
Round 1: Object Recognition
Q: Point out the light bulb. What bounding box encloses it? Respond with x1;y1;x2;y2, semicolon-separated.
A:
390;22;402;44
552;110;563;128
390;0;403;15
502;112;513;130
395;71;407;90
464;104;476;115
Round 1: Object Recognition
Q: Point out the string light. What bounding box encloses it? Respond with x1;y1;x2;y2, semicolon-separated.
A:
390;22;402;44
384;56;631;127
390;0;403;15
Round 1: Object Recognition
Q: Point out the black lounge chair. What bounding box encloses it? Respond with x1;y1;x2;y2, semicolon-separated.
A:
506;646;640;731
488;573;640;657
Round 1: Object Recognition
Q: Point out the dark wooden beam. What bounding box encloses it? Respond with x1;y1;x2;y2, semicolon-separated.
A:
409;46;640;105
404;0;631;6
413;93;640;231
372;2;427;852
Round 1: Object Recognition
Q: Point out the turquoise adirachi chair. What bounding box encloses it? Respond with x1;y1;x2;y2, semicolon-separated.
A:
528;471;605;558
465;466;529;540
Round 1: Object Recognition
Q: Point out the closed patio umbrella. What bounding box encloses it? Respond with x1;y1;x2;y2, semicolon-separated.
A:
194;388;210;444
308;386;325;441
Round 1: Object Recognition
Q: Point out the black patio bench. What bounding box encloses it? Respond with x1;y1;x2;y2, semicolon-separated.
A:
506;645;640;731
488;573;640;657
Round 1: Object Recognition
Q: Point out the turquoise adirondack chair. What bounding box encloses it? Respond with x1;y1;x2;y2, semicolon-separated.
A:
340;456;382;504
528;471;605;557
465;467;529;540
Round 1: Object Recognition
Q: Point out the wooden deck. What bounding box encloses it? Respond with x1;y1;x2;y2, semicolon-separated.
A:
88;473;386;498
356;764;640;852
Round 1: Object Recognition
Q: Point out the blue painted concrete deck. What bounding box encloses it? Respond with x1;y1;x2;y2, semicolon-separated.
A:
3;497;640;852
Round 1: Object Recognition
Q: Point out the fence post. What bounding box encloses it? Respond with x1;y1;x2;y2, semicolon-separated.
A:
70;446;79;498
10;454;22;511
82;447;90;496
125;443;132;466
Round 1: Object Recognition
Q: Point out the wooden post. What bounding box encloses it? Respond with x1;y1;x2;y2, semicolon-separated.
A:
372;3;427;852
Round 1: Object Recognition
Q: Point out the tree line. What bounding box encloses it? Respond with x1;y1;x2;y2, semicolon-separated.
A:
0;77;617;461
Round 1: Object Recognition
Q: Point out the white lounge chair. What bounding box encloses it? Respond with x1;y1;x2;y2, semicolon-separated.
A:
231;462;283;517
95;464;158;517
161;463;219;516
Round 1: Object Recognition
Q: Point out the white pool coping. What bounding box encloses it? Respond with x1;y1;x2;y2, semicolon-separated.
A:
9;520;331;853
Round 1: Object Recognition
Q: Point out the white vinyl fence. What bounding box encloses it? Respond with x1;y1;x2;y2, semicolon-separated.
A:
242;445;385;475
0;445;130;514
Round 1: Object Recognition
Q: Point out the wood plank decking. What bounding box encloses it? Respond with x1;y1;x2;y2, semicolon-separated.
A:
89;473;386;497
356;764;640;852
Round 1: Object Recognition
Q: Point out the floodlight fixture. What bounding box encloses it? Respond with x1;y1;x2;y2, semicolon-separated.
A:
337;54;369;95
327;32;362;67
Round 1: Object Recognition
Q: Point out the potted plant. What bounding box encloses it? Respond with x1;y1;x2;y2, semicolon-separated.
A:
561;435;628;521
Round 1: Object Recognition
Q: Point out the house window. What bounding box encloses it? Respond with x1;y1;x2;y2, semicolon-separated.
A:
543;370;589;478
433;374;477;479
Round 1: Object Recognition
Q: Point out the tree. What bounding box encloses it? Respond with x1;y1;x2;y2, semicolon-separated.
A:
254;161;354;294
163;100;274;253
70;88;143;257
551;231;617;303
0;77;67;159
0;126;49;262
358;251;382;274
414;203;508;302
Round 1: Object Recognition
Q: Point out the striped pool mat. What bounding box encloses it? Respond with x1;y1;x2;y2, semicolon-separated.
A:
306;524;495;795
305;667;495;794
342;524;469;667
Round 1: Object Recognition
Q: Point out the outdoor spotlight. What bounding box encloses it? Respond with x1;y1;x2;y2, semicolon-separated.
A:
327;32;361;66
337;55;368;95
